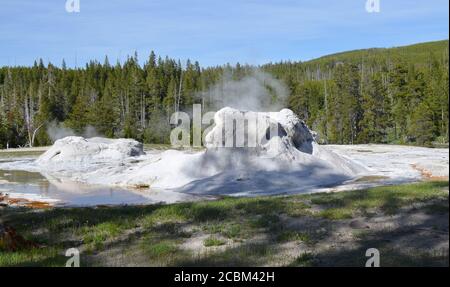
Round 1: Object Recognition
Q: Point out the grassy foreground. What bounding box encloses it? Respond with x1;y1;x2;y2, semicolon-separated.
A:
0;181;448;267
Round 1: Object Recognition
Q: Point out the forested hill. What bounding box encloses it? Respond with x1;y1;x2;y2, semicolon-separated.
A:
264;40;449;145
264;40;449;77
0;40;448;148
306;40;449;67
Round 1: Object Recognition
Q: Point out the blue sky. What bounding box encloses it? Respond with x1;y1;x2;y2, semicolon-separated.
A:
0;0;448;67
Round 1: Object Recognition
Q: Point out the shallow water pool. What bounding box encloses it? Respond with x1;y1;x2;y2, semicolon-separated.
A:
0;167;176;206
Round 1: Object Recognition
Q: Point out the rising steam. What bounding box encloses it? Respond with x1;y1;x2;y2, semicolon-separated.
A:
202;69;288;112
46;121;101;142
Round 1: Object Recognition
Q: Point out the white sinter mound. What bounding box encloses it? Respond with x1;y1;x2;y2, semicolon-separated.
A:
204;107;365;175
32;108;367;196
204;108;316;158
36;136;145;171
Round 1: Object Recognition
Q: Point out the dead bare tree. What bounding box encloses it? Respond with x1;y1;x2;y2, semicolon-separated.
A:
176;70;183;114
173;71;183;124
24;94;44;147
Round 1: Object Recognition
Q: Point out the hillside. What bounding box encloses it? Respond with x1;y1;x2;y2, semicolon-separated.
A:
262;40;449;145
305;40;449;68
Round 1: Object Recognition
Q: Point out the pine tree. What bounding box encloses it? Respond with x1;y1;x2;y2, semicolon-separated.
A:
359;73;391;143
408;102;436;146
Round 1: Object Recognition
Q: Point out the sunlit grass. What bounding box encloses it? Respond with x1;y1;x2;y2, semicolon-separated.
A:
0;181;447;266
203;236;226;247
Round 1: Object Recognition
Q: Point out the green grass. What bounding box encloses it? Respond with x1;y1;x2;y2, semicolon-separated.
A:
276;230;312;243
316;208;354;220
289;253;315;267
184;243;278;267
308;181;449;216
81;222;123;250
222;224;242;239
251;213;281;228
143;241;178;257
138;234;188;266
203;236;226;247
0;181;447;266
0;246;68;267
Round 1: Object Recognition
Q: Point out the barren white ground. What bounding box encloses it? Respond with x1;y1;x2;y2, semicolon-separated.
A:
0;144;448;206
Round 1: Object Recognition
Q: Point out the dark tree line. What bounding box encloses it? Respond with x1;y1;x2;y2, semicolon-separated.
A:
0;41;448;148
265;40;449;146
